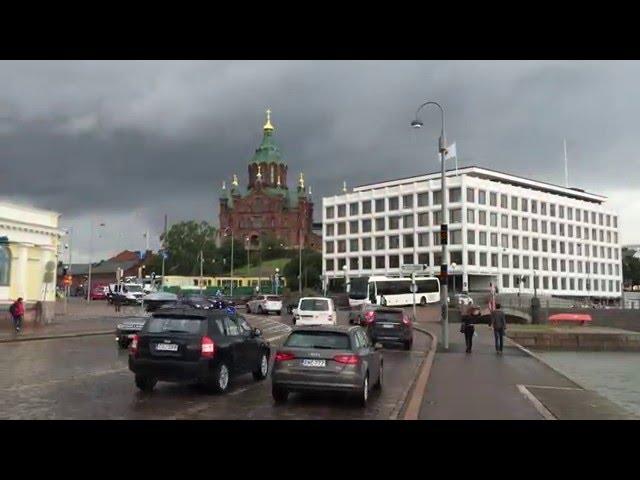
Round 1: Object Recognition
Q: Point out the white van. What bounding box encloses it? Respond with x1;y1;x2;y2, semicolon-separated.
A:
293;297;337;326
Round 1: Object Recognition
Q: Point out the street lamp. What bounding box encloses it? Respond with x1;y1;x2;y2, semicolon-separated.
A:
274;267;280;295
87;221;106;303
411;101;450;349
223;227;234;297
451;262;457;297
342;264;349;295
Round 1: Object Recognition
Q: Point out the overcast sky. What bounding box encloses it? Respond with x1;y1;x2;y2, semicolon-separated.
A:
1;60;639;262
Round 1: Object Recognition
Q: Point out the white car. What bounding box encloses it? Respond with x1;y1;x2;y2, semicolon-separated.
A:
246;295;283;315
293;297;337;326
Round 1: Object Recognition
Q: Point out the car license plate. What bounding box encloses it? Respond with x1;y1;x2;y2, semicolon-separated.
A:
382;323;394;328
302;359;326;367
156;343;178;352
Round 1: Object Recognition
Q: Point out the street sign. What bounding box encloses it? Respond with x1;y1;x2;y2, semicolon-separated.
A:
410;283;418;293
401;264;426;274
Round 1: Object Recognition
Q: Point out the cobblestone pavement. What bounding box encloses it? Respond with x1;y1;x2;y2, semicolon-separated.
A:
0;308;430;420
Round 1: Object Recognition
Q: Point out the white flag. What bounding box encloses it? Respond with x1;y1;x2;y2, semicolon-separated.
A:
443;142;456;160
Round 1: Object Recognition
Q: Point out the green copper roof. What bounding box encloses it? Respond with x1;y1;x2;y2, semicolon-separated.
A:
251;130;285;165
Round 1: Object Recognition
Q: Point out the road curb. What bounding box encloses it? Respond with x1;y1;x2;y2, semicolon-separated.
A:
393;326;437;420
0;330;114;344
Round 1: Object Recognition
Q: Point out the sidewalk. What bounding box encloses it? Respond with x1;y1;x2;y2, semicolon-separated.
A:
416;320;636;420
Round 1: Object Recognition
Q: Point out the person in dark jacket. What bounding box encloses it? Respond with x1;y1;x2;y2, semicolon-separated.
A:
461;306;481;353
9;298;25;333
490;303;507;354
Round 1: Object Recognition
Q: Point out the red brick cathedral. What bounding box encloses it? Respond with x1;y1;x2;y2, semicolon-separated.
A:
219;110;321;251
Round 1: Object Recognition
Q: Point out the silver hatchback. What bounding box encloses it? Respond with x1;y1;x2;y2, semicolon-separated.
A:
271;325;383;407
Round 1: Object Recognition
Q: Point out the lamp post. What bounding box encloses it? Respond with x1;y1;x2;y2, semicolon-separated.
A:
274;267;280;295
298;229;303;295
63;227;73;313
342;264;349;295
411;101;450;349
223;227;234;297
86;221;105;303
451;262;457;297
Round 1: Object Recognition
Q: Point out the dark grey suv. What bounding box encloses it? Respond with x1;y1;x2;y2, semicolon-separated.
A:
271;325;383;407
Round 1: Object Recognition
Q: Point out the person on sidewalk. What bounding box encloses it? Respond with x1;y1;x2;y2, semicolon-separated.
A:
113;292;122;313
460;306;481;353
9;298;25;333
489;303;507;354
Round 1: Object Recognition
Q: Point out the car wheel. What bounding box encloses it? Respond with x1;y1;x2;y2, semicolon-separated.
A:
374;363;383;390
272;385;289;403
246;304;251;313
357;374;369;407
252;351;269;381
420;296;427;306
403;340;413;351
135;375;157;393
276;310;281;316
258;305;264;315
209;362;231;393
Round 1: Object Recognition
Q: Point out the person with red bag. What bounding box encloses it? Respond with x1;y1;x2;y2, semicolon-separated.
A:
9;297;25;333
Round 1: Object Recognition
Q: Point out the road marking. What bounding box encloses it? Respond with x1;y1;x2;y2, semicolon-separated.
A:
517;384;557;420
521;385;583;391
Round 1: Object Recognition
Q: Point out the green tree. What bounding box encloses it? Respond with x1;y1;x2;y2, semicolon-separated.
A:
282;249;322;292
159;221;219;276
260;234;290;261
622;247;640;287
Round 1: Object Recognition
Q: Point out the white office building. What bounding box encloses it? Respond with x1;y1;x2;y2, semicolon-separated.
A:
322;166;623;300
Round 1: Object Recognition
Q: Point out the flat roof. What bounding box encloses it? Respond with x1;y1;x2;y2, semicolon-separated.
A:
351;166;607;204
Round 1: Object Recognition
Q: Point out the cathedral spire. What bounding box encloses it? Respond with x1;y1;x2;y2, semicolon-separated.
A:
263;108;274;133
298;172;305;190
232;174;239;188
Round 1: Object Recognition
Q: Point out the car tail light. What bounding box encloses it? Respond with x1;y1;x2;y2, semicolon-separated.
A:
130;334;139;357
333;354;360;364
402;315;412;326
201;336;215;358
275;351;295;362
362;311;376;325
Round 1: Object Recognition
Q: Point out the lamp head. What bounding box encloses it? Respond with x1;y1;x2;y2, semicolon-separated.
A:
410;119;424;129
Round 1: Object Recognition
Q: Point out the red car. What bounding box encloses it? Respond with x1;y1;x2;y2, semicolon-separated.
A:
91;285;108;300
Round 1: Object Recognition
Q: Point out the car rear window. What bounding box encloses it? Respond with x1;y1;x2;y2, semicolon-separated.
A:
375;310;403;322
266;296;281;301
299;299;329;311
285;331;351;349
146;317;204;335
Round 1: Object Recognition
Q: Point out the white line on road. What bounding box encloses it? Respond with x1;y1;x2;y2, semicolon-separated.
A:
517;384;557;420
522;385;583;391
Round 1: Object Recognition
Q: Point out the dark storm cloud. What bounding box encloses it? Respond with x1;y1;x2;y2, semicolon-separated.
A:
1;60;639;260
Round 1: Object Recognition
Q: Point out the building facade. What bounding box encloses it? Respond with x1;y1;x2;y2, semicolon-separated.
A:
218;110;321;251
0;202;63;320
322;166;623;300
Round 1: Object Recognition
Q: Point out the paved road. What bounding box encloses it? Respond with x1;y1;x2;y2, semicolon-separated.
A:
0;309;430;419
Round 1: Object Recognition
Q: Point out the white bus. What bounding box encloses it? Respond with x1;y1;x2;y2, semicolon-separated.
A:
348;275;441;307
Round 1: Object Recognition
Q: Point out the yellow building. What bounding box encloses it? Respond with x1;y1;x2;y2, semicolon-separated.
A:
0;202;63;321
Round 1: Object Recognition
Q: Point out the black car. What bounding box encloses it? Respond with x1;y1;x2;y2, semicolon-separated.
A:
128;306;270;393
179;294;216;310
351;306;413;350
116;316;149;348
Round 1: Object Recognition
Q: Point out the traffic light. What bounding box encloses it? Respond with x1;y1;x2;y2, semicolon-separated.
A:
440;224;448;245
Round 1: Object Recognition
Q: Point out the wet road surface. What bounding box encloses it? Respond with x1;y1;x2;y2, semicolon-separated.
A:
0;310;430;419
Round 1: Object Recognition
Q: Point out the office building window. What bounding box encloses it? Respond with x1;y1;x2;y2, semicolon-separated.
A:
467;209;475;223
550;204;556;217
362;200;372;214
449;188;462;203
350;239;359;252
350;221;359;234
501;234;509;248
338;222;346;235
491;253;498;267
418;232;429;247
389;216;400;230
466;188;475;203
479;252;487;266
404;214;414;229
326;259;334;271
559;205;564;218
532;219;538;232
403;234;414;248
511;196;518;210
362;238;372;251
490;212;498;227
522;237;529;250
522;198;528;212
433;190;442;205
389;255;400;268
375;256;385;269
326;224;335;236
326;206;335;219
337;240;346;253
502;274;510;288
468;251;476;265
523;256;529;269
541;202;547;215
450;208;462;223
479;210;486;225
479;231;487;246
501;214;508;228
350;257;359;270
389;197;399;211
417;192;429;207
375;218;385;231
375;236;385;250
433;232;441;246
479;190;487;205
433;211;442;226
512;235;519;249
501;194;508;209
568;207;573;220
512;216;519;230
418;212;429;227
502;254;509;268
403;194;413;209
338;204;346;217
375;199;385;212
403;254;414;265
522;218;528;231
531;200;538;213
467;230;476;245
325;241;334;254
513;255;520;269
362;219;372;233
418;253;429;265
349;202;359;216
362;256;372;269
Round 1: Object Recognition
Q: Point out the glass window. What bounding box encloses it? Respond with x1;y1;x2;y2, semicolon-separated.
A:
418;232;429;247
449;187;462;203
325;259;334;271
531;200;537;213
500;194;508;209
388;235;400;249
523;256;529;269
285;331;350;350
403;194;413;209
479;231;487;246
501;214;508;228
501;234;509;248
522;217;528;231
362;200;372;214
512;255;519;269
389;255;400;268
338;204;346;217
389;216;400;230
362;219;372;233
559;206;564;218
362;256;372;269
491;233;498;247
491;253;497;267
325;241;334;253
479;190;487;205
375;256;385;268
350;257;359;270
512;216;519;230
468;251;475;265
450;230;462;245
326;224;334;236
489;192;497;206
403;214;414;229
362;238;372;251
467;209;475;223
223;317;241;336
375;199;385;212
375;218;385;231
375;236;385;250
450;208;462;223
147;317;205;335
418;212;429;227
350;239;359;252
541;202;547;215
433;232;441;246
349;202;359;216
479;252;487;266
418;253;429;265
511;196;518;210
389;197;399;211
433;190;442;205
417;192;429;207
337;240;346;253
466;188;475;203
512;235;519;249
350;220;359;234
550;204;556;217
338;222;346;235
433;211;442;226
326;206;335;219
521;198;528;212
403;234;414;248
478;210;486;225
502;274;510;288
467;230;476;245
490;212;498;227
403;254;414;265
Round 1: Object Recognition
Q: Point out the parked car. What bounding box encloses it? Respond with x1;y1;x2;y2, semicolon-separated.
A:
450;293;474;306
246;295;282;315
108;283;145;305
91;285;108;300
271;325;383;406
116;316;148;348
351;306;413;350
179;294;216;310
142;291;179;312
293;297;337;326
128;306;270;393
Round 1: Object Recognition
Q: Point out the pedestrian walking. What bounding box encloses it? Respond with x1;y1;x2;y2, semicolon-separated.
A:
460;306;481;353
489;303;507;354
9;297;25;333
113;292;122;313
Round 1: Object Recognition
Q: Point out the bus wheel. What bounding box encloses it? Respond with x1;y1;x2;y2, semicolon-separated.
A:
420;297;427;306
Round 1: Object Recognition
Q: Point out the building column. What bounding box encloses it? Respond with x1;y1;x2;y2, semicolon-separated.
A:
18;245;28;300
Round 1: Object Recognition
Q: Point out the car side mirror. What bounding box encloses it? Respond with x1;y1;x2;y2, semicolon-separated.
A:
252;328;262;337
374;343;383;350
